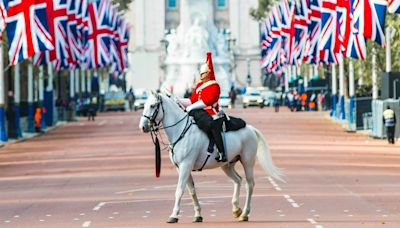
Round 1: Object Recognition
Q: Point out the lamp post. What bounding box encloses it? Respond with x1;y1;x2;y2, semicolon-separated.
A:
159;38;169;89
393;79;399;99
246;57;252;86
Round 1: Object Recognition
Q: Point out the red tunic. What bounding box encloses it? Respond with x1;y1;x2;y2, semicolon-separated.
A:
189;80;220;115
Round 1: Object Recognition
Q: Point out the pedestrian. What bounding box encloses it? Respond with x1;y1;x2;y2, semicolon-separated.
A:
383;106;396;144
34;107;42;133
87;98;96;121
127;88;135;111
229;87;237;108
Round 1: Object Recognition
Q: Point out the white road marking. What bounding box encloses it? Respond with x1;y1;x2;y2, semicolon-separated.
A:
211;210;216;213
113;212;120;215
39;219;45;222
276;210;282;213
109;217;114;219
291;203;299;208
310;209;316;213
279;214;285;217
307;219;317;224
376;209;382;213
45;214;52;217
82;221;91;227
80;213;85;216
382;215;388;217
283;195;300;208
347;214;353;217
93;202;106;211
74;218;80;221
115;188;148;195
98;121;106;126
210;214;216;217
267;176;282;191
145;211;150;214
13;215;19;218
142;216;148;218
307;218;324;228
313;214;320;217
343;209;349;213
4;220;10;223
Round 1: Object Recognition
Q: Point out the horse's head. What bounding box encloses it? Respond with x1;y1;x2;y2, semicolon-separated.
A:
139;91;164;133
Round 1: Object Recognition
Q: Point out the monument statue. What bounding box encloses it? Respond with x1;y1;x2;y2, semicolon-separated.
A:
161;0;232;97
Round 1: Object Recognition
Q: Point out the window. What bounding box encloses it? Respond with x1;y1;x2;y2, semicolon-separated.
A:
216;0;226;8
167;0;177;9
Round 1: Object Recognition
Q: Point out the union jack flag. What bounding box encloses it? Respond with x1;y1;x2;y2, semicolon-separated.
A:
118;17;130;71
359;0;387;46
388;0;400;13
346;0;366;59
278;0;292;66
305;0;322;64
6;0;54;65
67;0;80;68
0;0;8;35
290;0;308;66
86;0;113;69
319;0;340;64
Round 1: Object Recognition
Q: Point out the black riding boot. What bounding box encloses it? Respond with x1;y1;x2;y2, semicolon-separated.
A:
210;125;227;162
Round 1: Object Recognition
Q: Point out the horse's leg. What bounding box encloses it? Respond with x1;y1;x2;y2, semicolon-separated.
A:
186;174;203;222
167;163;191;223
221;163;242;218
238;159;255;222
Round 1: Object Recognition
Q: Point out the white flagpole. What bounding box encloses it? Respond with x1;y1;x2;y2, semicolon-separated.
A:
87;69;92;94
14;63;22;137
339;56;345;120
75;68;79;96
349;60;355;128
331;64;337;117
285;66;289;92
0;42;7;141
28;59;34;132
70;69;75;99
386;27;392;73
46;64;54;126
372;48;378;100
39;65;46;129
81;68;86;95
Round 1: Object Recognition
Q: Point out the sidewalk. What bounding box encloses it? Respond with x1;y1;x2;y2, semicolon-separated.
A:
0;121;67;148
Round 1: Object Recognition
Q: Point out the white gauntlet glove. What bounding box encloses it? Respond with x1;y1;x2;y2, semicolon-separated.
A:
186;100;206;112
179;98;192;107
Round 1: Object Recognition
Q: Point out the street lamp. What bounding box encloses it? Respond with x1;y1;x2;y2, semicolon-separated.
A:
246;58;252;86
393;79;399;99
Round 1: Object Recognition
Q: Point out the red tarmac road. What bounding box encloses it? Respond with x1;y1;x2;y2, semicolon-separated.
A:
0;108;400;228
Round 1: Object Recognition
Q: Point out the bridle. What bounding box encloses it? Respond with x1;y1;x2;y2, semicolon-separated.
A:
142;94;193;153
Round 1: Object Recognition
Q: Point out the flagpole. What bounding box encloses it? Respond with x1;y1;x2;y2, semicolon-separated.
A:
314;65;318;79
39;66;46;130
46;64;54;126
0;42;7;141
349;60;355;129
372;48;378;100
70;69;75;99
386;27;392;72
331;64;337;118
75;68;79;98
14;63;22;138
285;66;289;92
87;69;92;95
339;56;345;120
81;68;86;97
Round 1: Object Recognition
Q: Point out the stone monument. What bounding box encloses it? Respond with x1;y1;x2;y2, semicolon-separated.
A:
161;0;232;97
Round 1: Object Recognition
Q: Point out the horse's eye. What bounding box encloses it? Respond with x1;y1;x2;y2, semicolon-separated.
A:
150;104;156;109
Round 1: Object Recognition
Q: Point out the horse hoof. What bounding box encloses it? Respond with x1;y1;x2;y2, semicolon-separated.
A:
232;208;242;218
239;215;249;222
166;217;179;223
193;216;203;223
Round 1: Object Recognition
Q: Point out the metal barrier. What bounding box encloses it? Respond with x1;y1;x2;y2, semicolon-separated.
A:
371;99;400;139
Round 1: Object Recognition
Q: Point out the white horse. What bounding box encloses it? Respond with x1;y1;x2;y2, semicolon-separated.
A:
139;92;284;223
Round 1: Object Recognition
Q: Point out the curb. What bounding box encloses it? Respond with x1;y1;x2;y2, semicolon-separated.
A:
0;121;68;147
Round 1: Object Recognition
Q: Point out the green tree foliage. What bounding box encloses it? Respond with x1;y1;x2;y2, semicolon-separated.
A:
250;0;272;21
112;0;134;12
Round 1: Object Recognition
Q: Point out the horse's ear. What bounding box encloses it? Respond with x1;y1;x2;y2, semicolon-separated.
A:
160;86;172;97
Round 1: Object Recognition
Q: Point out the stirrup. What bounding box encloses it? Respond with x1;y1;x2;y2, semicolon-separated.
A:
215;152;227;162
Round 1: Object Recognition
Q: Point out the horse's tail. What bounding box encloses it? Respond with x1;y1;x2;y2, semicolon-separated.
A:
251;126;285;183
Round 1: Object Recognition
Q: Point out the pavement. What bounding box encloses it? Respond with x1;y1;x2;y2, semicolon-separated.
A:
0;108;399;228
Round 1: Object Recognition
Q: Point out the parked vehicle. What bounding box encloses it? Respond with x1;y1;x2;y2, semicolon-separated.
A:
242;88;264;108
104;91;126;111
219;93;231;108
134;91;148;111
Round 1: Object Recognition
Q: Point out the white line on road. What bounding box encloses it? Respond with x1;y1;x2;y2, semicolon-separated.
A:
115;188;148;195
307;218;323;228
82;221;91;227
283;195;300;208
98;121;106;126
93;202;106;211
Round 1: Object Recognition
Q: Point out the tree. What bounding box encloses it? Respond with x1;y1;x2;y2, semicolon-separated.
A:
249;0;272;22
112;0;134;12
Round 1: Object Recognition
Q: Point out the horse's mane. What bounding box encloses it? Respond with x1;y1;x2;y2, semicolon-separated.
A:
159;93;187;114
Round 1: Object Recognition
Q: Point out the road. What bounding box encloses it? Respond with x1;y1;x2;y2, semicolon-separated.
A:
0;108;399;228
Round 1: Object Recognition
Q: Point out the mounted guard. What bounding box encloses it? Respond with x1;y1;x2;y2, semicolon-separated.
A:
179;52;227;162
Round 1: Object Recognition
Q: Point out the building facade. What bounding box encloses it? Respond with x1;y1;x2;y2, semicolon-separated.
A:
126;0;261;92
